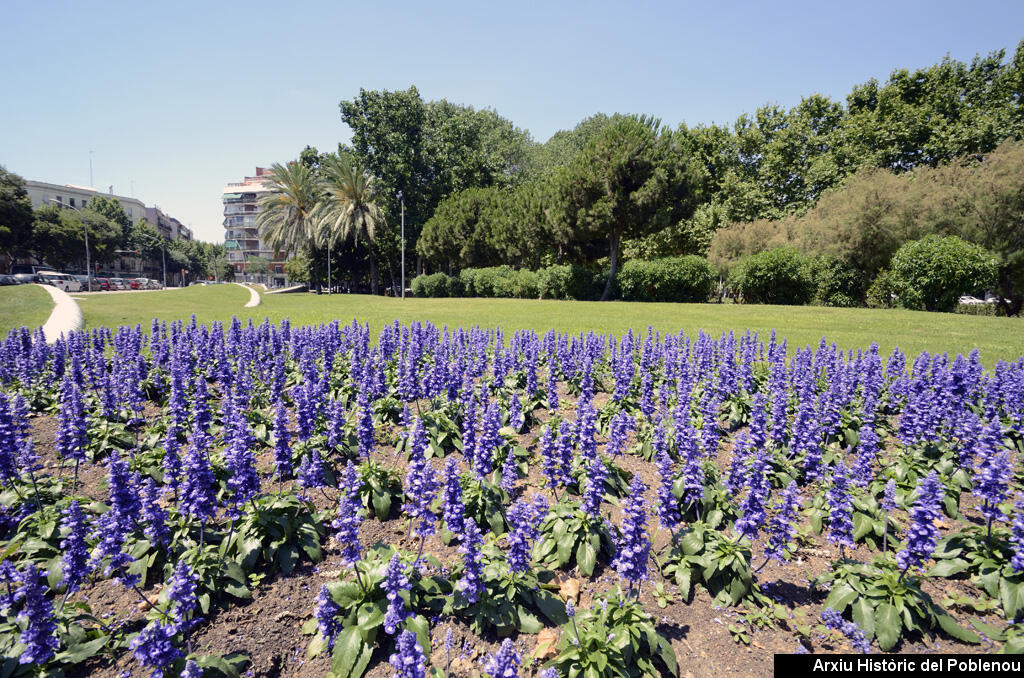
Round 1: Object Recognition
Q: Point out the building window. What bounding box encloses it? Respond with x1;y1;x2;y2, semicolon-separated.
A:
70;198;76;207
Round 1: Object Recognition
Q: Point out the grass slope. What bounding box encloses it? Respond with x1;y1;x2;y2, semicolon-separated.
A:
0;284;53;337
58;288;1024;364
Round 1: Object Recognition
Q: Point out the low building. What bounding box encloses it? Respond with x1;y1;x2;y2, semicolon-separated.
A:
24;180;147;226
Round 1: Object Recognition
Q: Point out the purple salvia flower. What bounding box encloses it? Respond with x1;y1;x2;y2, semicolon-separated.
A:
140;478;170;548
357;389;374;459
17;564;59;665
402;419;440;538
896;471;945;573
485;638;521;678
167;560;199;635
129;619;182;677
315;585;343;650
554;420;574;488
581;453;608;520
475;400;501;478
60;500;92;593
763;481;802;565
881;479;897;513
508;391;524;432
55;375;87;465
538;424;561;493
654;425;680;532
382;554;411;635
389;629;427;678
1010;494;1024;573
332;462;363;566
298;450;328;492
736;448;771;541
676;415;704;507
272;398;292;478
825;462;855;554
442;458;466;537
613;476;651;587
326;397;346;450
972;418;1012;530
161;425;182;497
500;448;519;495
179;441;217;523
606;411;634;457
821;608;871;653
506;495;548;574
458;518;484;604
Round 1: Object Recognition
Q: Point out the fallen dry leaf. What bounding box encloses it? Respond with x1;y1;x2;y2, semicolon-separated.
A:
557;574;581;603
533;627;561;660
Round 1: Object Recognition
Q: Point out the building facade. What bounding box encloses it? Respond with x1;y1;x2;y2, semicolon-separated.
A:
222;167;288;286
24;180;148;226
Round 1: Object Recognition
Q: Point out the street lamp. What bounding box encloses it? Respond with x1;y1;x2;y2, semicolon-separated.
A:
48;198;91;292
398;190;405;299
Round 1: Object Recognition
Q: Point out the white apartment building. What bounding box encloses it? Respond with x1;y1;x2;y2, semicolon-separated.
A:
222;167;287;285
24;180;148;226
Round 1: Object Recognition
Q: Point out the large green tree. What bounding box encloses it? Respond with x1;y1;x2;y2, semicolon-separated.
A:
0;166;34;263
31;205;121;269
556;116;702;300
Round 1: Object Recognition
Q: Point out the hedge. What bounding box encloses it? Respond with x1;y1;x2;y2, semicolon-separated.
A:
617;256;716;303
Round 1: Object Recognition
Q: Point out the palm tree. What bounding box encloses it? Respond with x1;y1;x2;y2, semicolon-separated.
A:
314;155;385;294
256;162;320;287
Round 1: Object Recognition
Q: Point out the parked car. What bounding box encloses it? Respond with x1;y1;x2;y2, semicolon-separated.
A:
0;275;18;286
106;278;124;290
39;271;84;292
12;273;44;284
95;277;110;291
129;279;141;290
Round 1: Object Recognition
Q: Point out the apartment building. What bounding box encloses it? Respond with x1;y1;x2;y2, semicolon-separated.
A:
222;167;287;285
23;180;148;226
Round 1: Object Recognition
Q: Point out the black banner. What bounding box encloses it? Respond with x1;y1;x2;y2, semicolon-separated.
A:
774;654;1022;677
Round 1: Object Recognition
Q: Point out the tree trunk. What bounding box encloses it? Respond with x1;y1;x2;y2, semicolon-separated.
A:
600;231;620;301
369;249;378;295
997;266;1022;317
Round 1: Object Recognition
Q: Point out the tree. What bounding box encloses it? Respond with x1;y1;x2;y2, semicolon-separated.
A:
556;115;701;300
889;235;997;311
31;205;121;269
315;155;385;293
0;166;34;263
245;255;270;284
88;195;132;245
129;219;164;260
416;186;502;269
731;247;816;305
257;162;321;257
284;253;311;283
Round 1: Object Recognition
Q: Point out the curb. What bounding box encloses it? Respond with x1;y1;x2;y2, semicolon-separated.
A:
265;284;307;295
37;284;84;344
235;282;262;308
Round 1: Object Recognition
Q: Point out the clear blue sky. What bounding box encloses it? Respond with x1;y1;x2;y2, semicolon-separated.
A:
2;1;1022;242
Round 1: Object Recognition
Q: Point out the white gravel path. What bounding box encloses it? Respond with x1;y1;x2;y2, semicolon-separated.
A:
235;282;262;307
38;284;84;343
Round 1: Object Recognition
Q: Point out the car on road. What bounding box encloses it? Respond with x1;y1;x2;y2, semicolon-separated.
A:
108;278;127;290
0;275;18;286
94;277;110;291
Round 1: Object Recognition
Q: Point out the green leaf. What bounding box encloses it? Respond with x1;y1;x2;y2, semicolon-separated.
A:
875;602;900;650
680;530;703;556
927;559;970;578
852;513;873;542
936;613;980;644
278;544;299;575
516;609;544;634
823;583;857;612
577;541;597;577
1001;576;1024;621
405;614;432;657
54;636;107;664
330;627;362;678
851;597;876;641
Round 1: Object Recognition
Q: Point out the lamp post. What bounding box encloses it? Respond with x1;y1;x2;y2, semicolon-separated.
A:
398;190;405;299
48;198;91;292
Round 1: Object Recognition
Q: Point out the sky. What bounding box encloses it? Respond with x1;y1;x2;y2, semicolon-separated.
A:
2;1;1023;243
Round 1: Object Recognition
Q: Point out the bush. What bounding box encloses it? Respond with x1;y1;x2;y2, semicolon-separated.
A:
512;269;540;299
411;273;452;297
809;255;865;307
537;265;595;300
865;270;897;309
617;256;716;303
889;235;998;312
460;266;512;297
731;247;815;305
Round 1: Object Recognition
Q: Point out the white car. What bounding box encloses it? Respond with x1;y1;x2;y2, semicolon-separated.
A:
38;271;83;292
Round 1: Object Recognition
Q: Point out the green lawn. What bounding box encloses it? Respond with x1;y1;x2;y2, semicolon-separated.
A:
45;286;1024;364
0;284;53;337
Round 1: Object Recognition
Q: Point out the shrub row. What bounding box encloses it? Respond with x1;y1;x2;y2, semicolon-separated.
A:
412;257;717;302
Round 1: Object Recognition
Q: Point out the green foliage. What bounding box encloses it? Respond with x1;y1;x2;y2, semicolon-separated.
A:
284;252;311;283
732;247;815;305
226;493;325;575
545;588;678;678
659;524;754;606
814;556;980;651
356;459;403;520
0;165;34;257
617;256;716;303
889;234;998;311
555;115;701;300
537;264;595;300
31;205;122;268
809;255;865;307
411;272;452;297
534;502;614;576
930;528;1024;620
866;269;897;308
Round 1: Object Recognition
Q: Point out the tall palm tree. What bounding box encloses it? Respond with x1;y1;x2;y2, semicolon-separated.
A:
256;162;321;286
315;155;385;294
